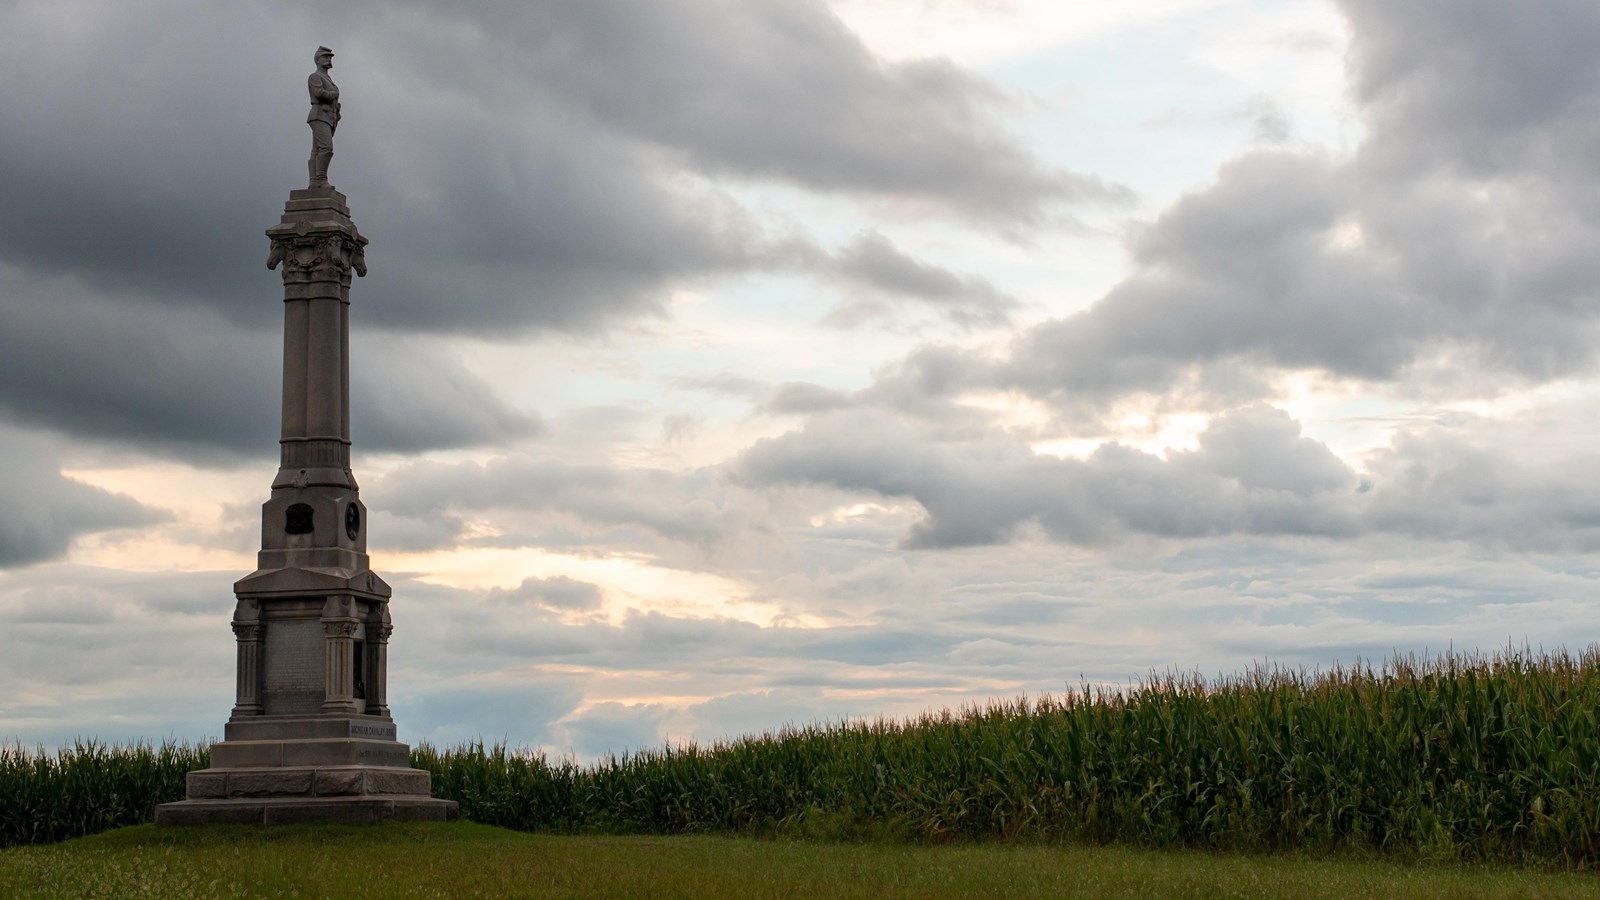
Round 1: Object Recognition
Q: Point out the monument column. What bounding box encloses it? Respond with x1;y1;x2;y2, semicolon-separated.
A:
368;617;393;717
156;46;456;825
321;595;362;715
231;598;263;717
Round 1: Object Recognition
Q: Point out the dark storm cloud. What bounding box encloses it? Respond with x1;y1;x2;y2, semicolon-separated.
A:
0;0;760;335
435;0;1117;224
0;0;1087;343
0;271;276;456
0;429;163;569
0;2;302;331
0;0;1081;457
345;107;761;335
735;405;1362;548
1341;0;1600;179
350;332;540;453
0;268;535;457
338;0;1085;330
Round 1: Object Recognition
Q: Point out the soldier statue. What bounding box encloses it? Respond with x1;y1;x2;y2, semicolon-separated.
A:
307;46;340;189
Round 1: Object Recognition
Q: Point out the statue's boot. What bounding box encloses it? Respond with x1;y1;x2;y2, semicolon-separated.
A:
309;150;333;189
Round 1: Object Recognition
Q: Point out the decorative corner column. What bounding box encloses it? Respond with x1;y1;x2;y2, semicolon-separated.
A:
230;599;263;717
321;595;362;714
367;619;392;717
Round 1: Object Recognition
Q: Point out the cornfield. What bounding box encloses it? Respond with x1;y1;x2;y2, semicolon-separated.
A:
0;740;203;846
6;648;1600;867
417;648;1600;866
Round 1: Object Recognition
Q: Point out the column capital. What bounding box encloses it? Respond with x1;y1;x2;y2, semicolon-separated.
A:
322;620;360;639
266;189;368;296
267;227;368;290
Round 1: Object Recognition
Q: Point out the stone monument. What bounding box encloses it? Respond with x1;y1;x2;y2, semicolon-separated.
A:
156;49;457;825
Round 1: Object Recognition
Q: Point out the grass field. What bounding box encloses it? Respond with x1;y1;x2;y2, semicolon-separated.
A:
1;821;1596;899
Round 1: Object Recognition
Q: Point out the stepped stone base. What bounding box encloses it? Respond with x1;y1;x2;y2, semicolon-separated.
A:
155;715;457;826
208;738;413;769
155;795;457;826
183;764;431;799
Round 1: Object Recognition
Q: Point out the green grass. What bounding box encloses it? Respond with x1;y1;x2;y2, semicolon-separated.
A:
1;821;1595;899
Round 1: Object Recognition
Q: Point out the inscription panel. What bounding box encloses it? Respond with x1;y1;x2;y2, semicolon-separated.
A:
349;722;396;740
262;617;324;715
355;745;412;766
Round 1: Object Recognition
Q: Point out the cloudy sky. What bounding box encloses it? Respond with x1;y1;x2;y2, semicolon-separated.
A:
4;0;1599;758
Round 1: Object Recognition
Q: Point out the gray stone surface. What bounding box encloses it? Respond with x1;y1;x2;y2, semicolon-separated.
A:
313;769;365;795
157;52;459;827
229;770;315;797
209;737;413;769
177;765;430;799
156;797;457;827
160;762;448;823
155;803;268;827
185;772;230;799
261;617;324;715
224;715;398;742
364;769;431;795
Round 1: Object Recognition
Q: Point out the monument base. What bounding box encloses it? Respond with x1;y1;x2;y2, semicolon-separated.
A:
155;714;457;826
155;795;457;826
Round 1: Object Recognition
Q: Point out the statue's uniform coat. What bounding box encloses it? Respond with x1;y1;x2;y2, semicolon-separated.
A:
307;72;340;187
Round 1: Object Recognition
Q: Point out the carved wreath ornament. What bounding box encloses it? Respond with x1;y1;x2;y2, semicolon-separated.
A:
267;230;368;278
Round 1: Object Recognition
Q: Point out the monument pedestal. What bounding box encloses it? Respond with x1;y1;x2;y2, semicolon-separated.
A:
156;186;456;826
156;716;453;825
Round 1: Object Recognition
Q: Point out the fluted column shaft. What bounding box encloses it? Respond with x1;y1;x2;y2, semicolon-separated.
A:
231;621;263;717
368;622;392;716
321;595;362;714
266;189;366;490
